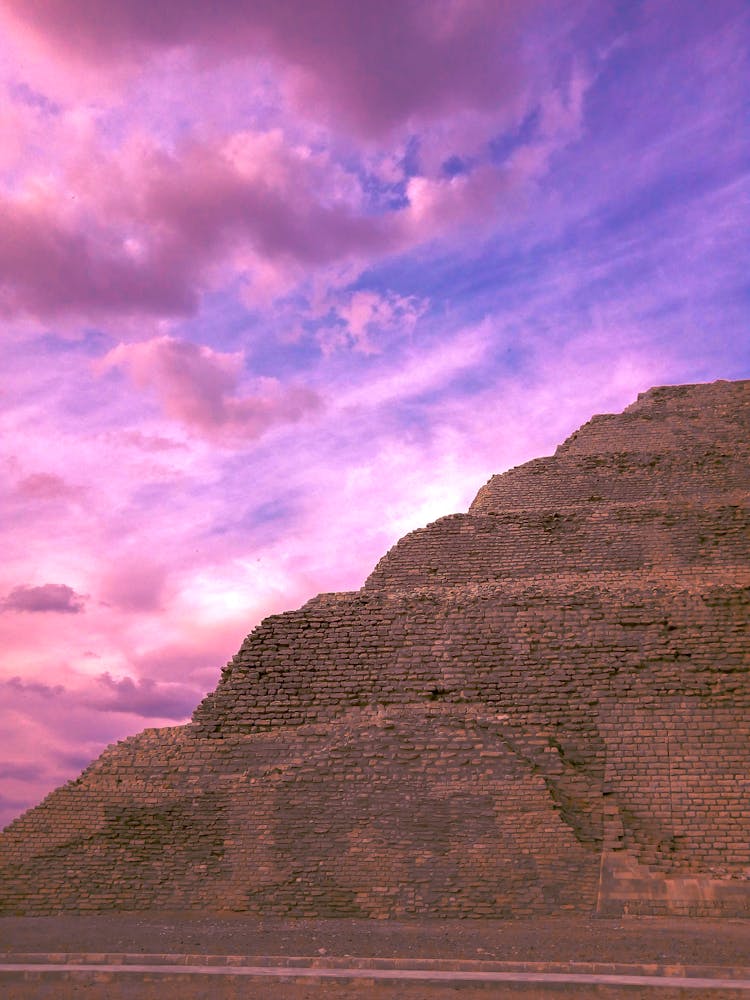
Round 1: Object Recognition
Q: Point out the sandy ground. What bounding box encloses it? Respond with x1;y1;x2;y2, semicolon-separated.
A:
5;979;750;1000
1;913;749;966
1;915;749;999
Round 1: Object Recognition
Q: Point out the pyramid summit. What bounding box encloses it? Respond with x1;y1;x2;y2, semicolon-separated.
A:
2;378;749;918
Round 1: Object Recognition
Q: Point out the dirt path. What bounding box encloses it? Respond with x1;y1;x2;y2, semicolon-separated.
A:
3;958;750;1000
2;913;748;967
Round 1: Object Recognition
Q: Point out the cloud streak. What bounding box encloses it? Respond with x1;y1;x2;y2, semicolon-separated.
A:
101;335;322;440
2;584;85;614
0;122;563;324
1;1;545;135
89;672;202;720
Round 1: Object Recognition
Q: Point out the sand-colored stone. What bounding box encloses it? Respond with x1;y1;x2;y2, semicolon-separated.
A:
1;379;748;917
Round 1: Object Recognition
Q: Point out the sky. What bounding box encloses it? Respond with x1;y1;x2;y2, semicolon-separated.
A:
1;0;748;829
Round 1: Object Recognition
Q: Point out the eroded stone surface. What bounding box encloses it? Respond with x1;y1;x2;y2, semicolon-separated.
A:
1;379;748;916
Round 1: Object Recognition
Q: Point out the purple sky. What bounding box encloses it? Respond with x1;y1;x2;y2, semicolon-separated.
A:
1;0;748;828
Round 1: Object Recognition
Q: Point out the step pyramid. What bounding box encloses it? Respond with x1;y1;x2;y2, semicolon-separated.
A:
1;379;748;917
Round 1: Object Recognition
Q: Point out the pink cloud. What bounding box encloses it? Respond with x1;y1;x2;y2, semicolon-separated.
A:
0;2;591;331
1;583;85;614
118;430;187;452
88;672;200;720
0;53;579;327
0;89;28;170
0;194;197;319
102;336;241;426
132;639;233;687
0;133;394;321
132;137;395;272
100;335;322;440
320;289;427;355
2;1;544;137
99;560;168;613
15;472;79;500
403;156;544;245
4;676;64;698
260;1;542;138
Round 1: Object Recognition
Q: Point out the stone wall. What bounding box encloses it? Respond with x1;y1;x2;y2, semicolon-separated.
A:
363;504;749;590
192;577;748;739
469;452;749;514
1;379;748;917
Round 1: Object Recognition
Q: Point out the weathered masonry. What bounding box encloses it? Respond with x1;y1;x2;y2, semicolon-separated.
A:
1;379;748;917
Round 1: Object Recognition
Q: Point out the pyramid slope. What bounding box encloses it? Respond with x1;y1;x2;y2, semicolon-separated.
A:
1;379;748;917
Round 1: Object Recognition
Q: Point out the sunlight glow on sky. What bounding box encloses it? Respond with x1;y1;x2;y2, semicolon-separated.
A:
1;0;748;826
